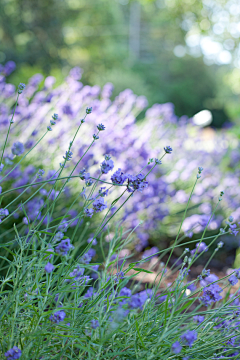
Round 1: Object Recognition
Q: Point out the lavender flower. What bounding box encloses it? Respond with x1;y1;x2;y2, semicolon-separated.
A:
101;155;114;174
53;232;64;242
164;145;173;154
52;113;58;120
55;239;74;256
115;271;124;283
98;187;109;197
91;319;99;329
37;169;45;179
97;123;105;131
0;163;4;173
84;208;94;217
11;142;25;156
86;107;92;114
63;150;73;161
3;61;16;76
155;158;162;165
58;220;68;232
45;262;55;273
172;341;182;354
200;284;223;306
198;269;210;280
17;83;26;94
4;346;22;359
228;274;238;286
191;242;208;256
181;330;197;347
92;198;107;213
93;134;99;140
49;310;66;323
111;168;127;185
47;126;52;131
127;173;148;193
193;315;205;323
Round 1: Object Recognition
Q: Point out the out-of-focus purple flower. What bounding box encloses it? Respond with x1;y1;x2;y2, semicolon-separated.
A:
228;274;238;286
172;341;182;354
53;232;64;242
200;284;223;306
130;289;153;309
93;198;107;213
12;142;25;156
3;61;16;76
115;271;124;283
193;315;205;323
45;262;55;273
49;310;66;323
84;208;94;218
198;269;210;280
135;95;148;110
0;208;9;220
91;319;99;329
58;220;68;232
80;252;92;264
37;169;45;179
44;76;56;88
0;164;4;173
101;155;114;174
55;239;74;256
111;168;127;185
187;283;197;292
87;237;97;245
228;223;239;236
102;82;114;98
4;346;21;359
191;242;208;256
69;67;82;80
142;246;159;260
181;330;197;347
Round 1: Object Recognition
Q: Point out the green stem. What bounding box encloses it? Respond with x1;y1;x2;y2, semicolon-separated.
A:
0;93;19;166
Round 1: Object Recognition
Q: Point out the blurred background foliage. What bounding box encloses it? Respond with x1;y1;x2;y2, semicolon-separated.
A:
1;0;240;123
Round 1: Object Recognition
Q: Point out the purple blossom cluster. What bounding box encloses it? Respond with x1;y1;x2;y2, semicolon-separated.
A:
200;284;223;306
4;346;22;360
49;310;66;323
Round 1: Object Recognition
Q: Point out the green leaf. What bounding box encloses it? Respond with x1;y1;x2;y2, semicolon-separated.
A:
132;268;153;274
136;321;147;349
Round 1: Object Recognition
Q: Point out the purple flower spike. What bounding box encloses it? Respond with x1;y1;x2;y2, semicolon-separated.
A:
4;346;22;360
93;198;107;213
111;168;128;185
91;319;99;329
172;341;182;354
45;262;55;273
228;274;238;286
11;142;25;156
84;208;94;218
181;330;197;347
55;239;74;256
200;284;223;306
164;145;173;154
49;310;66;323
101;155;114;174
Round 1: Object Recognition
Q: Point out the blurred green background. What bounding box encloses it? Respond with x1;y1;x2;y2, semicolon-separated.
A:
1;0;240;124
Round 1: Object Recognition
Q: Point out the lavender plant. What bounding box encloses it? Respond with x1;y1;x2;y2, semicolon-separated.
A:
1;63;240;359
0;62;240;257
